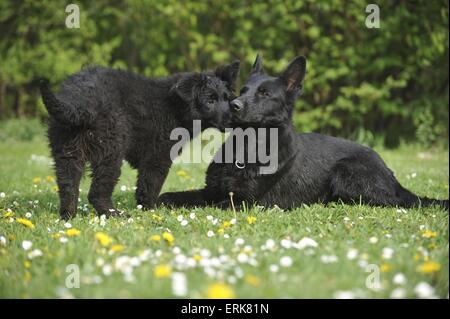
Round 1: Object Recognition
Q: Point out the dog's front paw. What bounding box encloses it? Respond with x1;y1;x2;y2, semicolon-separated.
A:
157;193;177;206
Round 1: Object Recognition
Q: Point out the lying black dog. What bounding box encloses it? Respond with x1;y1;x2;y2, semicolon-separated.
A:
40;61;239;219
158;55;449;211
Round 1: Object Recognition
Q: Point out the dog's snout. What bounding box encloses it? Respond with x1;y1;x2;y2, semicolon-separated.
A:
230;99;244;112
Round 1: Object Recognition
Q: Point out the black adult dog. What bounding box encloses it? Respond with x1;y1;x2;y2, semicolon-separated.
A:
40;61;239;219
158;56;449;211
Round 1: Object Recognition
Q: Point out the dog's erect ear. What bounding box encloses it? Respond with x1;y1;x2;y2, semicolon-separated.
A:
215;60;240;89
280;56;307;92
171;73;206;103
250;54;264;75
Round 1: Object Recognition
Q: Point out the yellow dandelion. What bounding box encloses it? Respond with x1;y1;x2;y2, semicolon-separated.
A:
32;177;41;184
417;261;441;274
222;220;232;228
380;263;392;272
51;185;59;192
244;274;261;287
95;232;112;247
109;244;124;253
247;216;257;225
176;169;187;177
66;228;81;237
154;264;172;278
24;260;31;269
193;254;202;262
3;211;14;218
152;214;163;222
206;283;235;299
51;233;62;239
422;230;437;238
150;234;161;242
45;175;55;183
16;218;35;229
162;231;174;245
217;228;225;234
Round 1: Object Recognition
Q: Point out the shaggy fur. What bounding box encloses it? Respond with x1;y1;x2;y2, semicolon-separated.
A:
158;55;449;211
40;61;240;219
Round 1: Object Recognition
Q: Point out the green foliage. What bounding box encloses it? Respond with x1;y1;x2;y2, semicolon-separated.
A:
0;118;46;142
0;0;448;147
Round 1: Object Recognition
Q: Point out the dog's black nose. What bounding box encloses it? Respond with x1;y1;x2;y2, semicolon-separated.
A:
230;99;244;111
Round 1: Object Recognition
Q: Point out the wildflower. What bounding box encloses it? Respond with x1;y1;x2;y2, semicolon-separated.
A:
59;237;68;244
172;272;187;297
369;237;378;244
193;254;202;262
422;230;437;238
95;232;112;246
417;261;441;274
16;218;35;229
382;247;394;260
206;283;235;299
333;291;355;299
280;239;292;249
380;263;392;272
390;288;407;299
52;185;59;192
0;236;6;246
321;255;338;264
269;264;279;273
28;249;43;259
393;273;407;285
0;192;5;198
244;274;261;287
64;222;72;229
136;204;143;210
45;176;55;183
297;237;318;250
247;216;257;225
102;264;113;276
22;240;33;251
414;282;436;299
189;212;196;219
66;228;80;237
176;169;188;177
237;253;249;263
180;220;188;227
235;238;245;246
152;214;163;222
162;231;175;245
24;260;32;269
265;239;276;250
154;264;172;278
109;244;125;253
346;248;358;260
120;185;127;191
177;215;184;222
207;230;215;238
32;177;41;184
3;211;13;218
280;256;293;267
150;235;161;242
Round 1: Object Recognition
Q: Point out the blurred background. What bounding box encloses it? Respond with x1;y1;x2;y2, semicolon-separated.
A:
0;0;448;148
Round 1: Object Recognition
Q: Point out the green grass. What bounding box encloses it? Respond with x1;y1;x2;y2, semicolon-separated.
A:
0;129;448;299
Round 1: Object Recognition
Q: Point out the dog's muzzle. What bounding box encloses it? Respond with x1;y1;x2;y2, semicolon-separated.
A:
230;99;244;112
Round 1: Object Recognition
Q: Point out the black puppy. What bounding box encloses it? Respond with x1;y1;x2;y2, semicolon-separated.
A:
158;56;449;211
40;61;239;219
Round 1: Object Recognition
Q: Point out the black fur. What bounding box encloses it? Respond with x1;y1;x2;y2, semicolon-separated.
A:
159;56;449;211
40;61;240;219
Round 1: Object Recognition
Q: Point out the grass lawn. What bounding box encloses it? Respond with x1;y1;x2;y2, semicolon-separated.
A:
0;127;448;298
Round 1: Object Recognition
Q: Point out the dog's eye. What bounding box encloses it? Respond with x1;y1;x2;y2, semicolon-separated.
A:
240;87;249;95
258;88;270;97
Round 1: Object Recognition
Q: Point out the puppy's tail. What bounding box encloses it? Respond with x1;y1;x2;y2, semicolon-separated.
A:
397;184;449;211
39;78;95;126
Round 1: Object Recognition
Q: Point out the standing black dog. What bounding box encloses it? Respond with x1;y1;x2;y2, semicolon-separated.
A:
158;55;449;211
40;61;239;219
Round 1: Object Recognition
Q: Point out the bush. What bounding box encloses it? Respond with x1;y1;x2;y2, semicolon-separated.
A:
0;0;448;148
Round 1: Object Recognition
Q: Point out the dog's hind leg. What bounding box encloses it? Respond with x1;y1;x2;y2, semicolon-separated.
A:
158;189;210;208
88;155;124;217
53;153;85;220
328;156;401;207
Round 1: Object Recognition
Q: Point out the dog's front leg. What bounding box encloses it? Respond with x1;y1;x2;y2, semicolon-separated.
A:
158;189;212;208
136;162;170;209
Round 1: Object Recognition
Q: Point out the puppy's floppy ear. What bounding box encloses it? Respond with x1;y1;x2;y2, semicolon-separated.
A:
215;60;240;89
250;54;264;75
280;56;307;92
171;73;206;103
